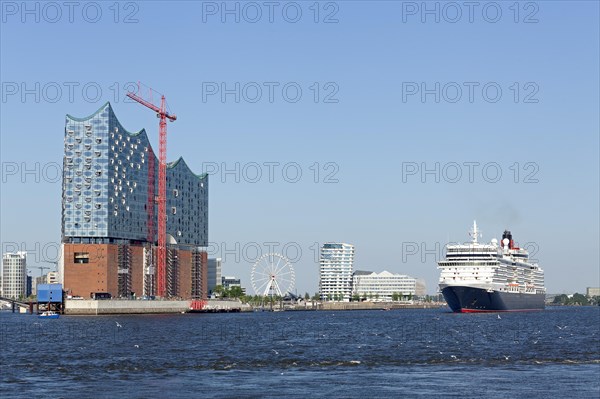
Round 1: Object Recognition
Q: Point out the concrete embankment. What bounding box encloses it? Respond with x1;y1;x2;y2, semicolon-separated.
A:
64;300;190;315
64;299;253;315
64;299;441;315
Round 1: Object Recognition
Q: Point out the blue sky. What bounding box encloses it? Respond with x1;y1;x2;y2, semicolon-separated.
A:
1;1;598;295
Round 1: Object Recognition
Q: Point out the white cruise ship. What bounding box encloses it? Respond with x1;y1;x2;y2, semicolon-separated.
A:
438;221;545;312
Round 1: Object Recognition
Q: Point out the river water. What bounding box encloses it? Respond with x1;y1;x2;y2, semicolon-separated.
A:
1;306;598;398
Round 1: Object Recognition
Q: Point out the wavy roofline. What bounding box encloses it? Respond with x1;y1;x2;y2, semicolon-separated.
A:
168;157;208;180
66;101;148;138
67;102;207;181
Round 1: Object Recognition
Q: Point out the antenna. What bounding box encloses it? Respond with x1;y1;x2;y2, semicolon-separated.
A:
469;220;482;244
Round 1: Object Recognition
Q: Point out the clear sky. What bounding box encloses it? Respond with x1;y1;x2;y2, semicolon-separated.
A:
1;1;598;295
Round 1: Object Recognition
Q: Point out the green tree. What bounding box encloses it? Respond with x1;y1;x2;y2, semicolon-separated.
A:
304;292;310;300
352;293;360;302
570;293;589;305
392;292;399;301
214;285;225;297
228;286;244;299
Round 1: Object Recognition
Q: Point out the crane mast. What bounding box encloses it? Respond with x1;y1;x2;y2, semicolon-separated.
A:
126;85;176;298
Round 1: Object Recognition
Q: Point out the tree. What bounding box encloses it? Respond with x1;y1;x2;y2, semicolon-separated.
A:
229;286;244;299
553;294;568;304
214;285;225;297
392;292;399;301
305;292;310;300
352;293;360;302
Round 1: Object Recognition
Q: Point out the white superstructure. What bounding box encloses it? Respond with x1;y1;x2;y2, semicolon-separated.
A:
438;221;545;296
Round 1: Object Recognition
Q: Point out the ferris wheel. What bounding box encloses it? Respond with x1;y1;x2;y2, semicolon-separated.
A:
251;253;295;297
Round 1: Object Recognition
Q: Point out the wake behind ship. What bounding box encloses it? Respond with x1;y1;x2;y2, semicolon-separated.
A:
438;221;545;313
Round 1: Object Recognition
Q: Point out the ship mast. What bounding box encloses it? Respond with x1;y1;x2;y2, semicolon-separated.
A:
469;220;480;244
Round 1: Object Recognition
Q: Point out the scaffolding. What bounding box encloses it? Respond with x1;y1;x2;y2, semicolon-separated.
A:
191;249;203;299
143;244;155;297
117;243;132;298
166;246;179;298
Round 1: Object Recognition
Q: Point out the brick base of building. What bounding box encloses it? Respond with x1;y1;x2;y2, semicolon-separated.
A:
62;243;207;300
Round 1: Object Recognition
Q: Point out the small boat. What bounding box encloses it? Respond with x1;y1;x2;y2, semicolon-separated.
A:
38;311;60;319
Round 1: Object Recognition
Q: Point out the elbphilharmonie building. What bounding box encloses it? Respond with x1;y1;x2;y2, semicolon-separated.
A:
60;102;208;299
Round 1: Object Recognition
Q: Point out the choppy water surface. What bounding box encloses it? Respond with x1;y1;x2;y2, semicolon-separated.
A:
1;307;599;398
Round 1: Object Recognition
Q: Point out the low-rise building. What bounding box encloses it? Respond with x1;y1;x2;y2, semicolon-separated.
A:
587;287;600;297
353;270;416;301
221;276;245;294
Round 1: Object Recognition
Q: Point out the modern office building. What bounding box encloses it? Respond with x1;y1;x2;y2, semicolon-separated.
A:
221;276;243;291
26;276;32;297
60;102;208;299
352;270;416;301
319;243;355;302
207;258;222;294
2;251;27;299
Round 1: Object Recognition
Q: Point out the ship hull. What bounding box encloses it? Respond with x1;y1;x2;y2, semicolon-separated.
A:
441;286;545;313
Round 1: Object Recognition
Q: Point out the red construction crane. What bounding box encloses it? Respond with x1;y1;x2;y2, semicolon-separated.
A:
127;83;177;298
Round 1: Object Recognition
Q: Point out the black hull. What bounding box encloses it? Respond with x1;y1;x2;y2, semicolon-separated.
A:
441;286;545;313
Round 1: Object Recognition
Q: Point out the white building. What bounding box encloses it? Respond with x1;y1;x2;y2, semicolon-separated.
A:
587;287;600;297
2;252;27;299
208;258;222;294
319;243;355;302
353;270;416;301
47;272;59;284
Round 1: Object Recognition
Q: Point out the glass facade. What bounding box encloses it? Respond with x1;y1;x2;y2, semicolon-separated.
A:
319;243;355;302
62;102;208;246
